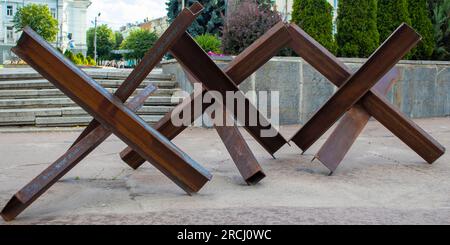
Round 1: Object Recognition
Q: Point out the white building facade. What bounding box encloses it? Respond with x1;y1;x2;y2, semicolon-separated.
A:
0;0;91;63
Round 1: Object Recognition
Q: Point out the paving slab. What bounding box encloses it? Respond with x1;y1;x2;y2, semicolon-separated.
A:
0;118;449;225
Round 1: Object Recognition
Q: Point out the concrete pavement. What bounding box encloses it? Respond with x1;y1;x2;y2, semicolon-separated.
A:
0;117;449;224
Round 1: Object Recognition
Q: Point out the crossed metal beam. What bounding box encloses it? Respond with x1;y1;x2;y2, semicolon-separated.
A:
1;4;214;221
119;22;292;171
75;7;289;184
287;24;446;173
0;25;213;221
120;22;445;175
1;3;445;221
1;3;285;220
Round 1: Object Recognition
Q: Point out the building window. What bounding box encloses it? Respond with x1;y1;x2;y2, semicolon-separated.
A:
51;8;56;18
7;26;14;42
7;5;13;16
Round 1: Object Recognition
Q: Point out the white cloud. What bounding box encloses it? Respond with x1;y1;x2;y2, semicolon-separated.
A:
87;0;169;30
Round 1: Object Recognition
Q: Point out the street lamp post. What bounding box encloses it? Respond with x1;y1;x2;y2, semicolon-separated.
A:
94;12;101;62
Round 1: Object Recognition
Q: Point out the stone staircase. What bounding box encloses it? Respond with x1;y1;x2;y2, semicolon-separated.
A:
0;69;180;127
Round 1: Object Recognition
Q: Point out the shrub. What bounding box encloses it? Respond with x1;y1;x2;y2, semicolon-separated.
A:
72;56;83;65
64;50;75;63
291;0;338;54
336;0;379;58
76;53;87;65
194;34;222;53
64;50;89;65
87;56;97;66
408;0;435;60
222;0;283;55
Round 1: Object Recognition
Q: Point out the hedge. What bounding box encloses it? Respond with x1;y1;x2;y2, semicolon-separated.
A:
377;0;411;42
408;0;435;59
291;0;337;54
336;0;379;58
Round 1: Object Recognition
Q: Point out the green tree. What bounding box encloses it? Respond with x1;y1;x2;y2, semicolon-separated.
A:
167;0;226;36
336;0;379;58
12;4;59;42
408;0;436;59
292;0;337;54
111;31;124;60
377;0;411;42
121;29;158;60
86;24;115;61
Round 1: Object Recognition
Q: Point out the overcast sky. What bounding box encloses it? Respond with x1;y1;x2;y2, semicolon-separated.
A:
87;0;169;30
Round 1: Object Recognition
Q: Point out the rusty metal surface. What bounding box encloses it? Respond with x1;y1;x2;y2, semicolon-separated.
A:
288;23;445;165
2;17;446;222
183;72;265;185
290;24;421;153
120;22;292;169
19;27;211;192
361;91;446;163
0;26;212;221
315;68;401;172
292;24;421;151
215;125;266;185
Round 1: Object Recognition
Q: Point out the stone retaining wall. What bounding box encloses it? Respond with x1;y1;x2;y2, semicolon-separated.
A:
162;57;450;125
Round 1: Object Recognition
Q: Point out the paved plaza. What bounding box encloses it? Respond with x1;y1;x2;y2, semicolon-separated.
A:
0;118;449;225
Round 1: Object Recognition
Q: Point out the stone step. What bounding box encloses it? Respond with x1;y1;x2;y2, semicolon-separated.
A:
0;79;178;90
89;72;173;81
0;106;173;126
0;88;180;99
0;69;173;81
61;106;175;116
0;115;35;126
0;97;182;109
34;115;163;127
0;105;175;117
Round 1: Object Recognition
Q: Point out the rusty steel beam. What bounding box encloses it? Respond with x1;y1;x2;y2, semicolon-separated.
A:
290;24;420;151
12;28;212;194
362;90;446;163
71;3;203;147
120;22;292;169
288;23;445;164
183;72;265;185
215;124;266;184
315;68;401;172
